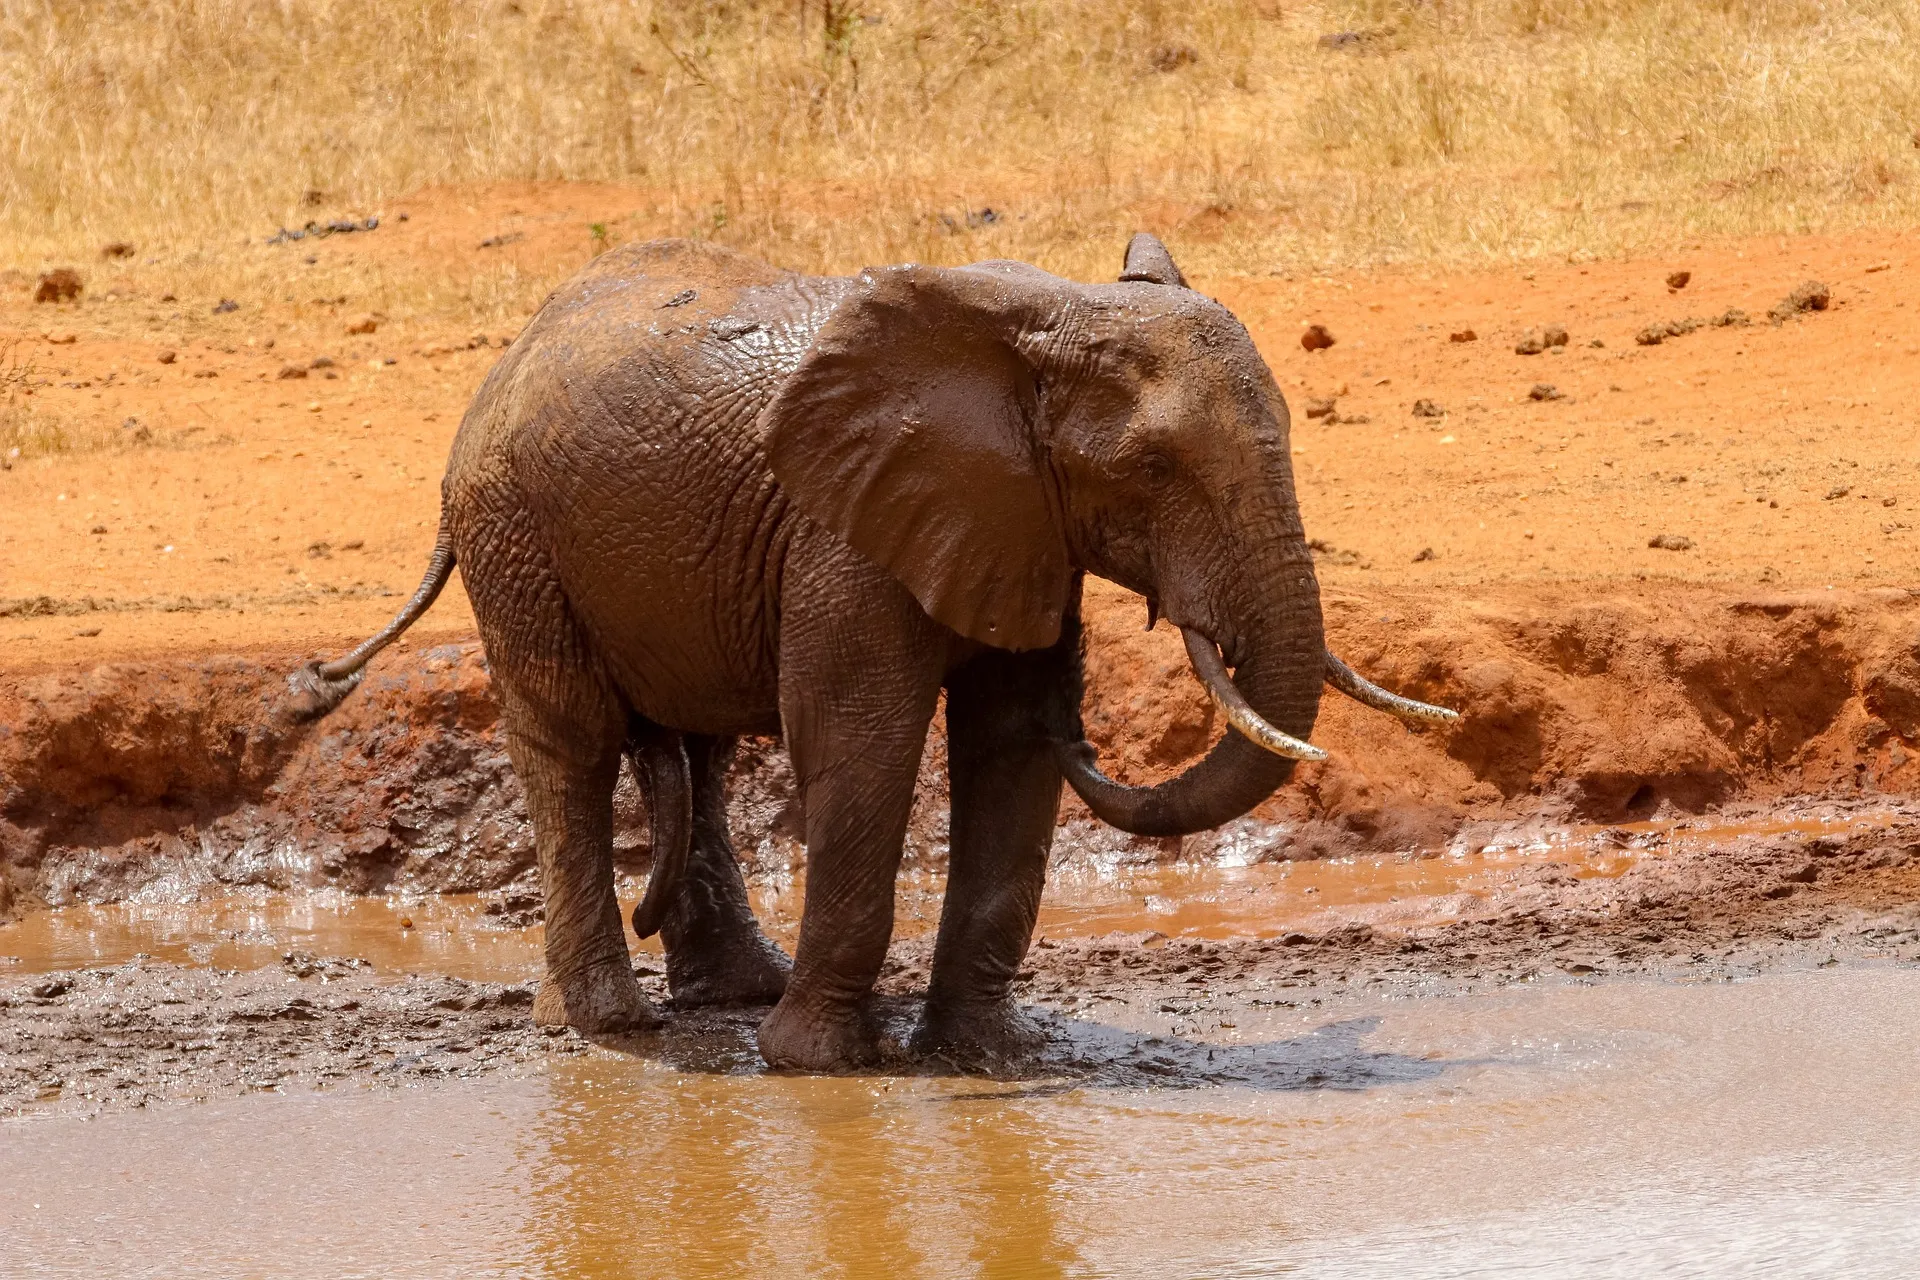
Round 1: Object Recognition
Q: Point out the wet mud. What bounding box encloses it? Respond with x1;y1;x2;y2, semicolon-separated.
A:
6;799;1916;1118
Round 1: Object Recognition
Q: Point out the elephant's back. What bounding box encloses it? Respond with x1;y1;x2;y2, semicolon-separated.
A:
441;243;851;732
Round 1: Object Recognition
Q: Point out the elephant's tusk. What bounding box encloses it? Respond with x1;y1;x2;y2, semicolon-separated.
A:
1181;628;1327;763
1324;650;1460;725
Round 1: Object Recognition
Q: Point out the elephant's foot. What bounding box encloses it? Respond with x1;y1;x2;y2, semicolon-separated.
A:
757;993;880;1072
533;958;661;1034
667;930;792;1009
913;995;1049;1068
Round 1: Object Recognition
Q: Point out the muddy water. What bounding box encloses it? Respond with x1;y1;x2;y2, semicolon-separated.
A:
6;802;1894;976
3;968;1918;1277
1;832;1653;978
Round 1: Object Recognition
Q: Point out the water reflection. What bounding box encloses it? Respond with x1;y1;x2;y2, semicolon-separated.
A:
522;1063;1085;1277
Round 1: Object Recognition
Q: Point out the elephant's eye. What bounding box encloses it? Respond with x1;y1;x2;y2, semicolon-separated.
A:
1139;451;1175;489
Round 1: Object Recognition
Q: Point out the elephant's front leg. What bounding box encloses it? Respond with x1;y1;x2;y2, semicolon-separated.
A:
757;549;948;1072
914;645;1064;1065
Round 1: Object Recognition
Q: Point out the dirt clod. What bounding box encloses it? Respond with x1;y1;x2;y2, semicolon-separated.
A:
1412;547;1437;562
1301;324;1335;351
33;269;81;303
1149;45;1199;72
277;364;308;380
1769;280;1831;324
1529;383;1563;400
1648;533;1694;550
212;298;239;314
1449;329;1477;343
1515;326;1568;355
1304;397;1337;420
1411;398;1444;417
346;315;378;335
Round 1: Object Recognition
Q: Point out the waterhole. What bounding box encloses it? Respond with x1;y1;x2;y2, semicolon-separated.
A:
4;807;1915;1276
3;969;1917;1276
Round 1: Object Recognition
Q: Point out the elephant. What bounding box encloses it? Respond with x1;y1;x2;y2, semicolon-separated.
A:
291;232;1454;1072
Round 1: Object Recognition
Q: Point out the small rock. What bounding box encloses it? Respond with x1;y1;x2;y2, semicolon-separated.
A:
1588;338;1605;348
310;355;335;369
1542;324;1568;347
306;541;332;558
1865;261;1891;274
1412;547;1437;562
345;315;378;335
30;977;72;999
1648;533;1694;550
156;349;177;364
1826;486;1851;500
1769;280;1830;324
1636;325;1667;346
1528;383;1562;401
1411;398;1444;417
276;364;308;380
1449;328;1477;343
1303;397;1338;420
1300;324;1335;351
1712;308;1750;327
34;268;82;303
212;298;239;314
1666;270;1691;290
44;330;77;345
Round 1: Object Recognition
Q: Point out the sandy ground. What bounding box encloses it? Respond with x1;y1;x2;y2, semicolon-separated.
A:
2;182;1915;668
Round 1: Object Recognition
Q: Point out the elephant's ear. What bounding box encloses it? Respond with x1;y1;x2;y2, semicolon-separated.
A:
1118;233;1189;287
763;264;1070;651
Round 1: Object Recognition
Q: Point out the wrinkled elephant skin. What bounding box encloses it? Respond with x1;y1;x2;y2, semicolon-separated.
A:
307;235;1337;1072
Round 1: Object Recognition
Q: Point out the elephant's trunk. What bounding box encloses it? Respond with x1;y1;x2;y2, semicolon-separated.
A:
1057;581;1325;838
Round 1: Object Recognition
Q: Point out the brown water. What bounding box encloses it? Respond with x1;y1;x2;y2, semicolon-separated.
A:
3;968;1917;1276
5;801;1895;977
0;829;1653;978
5;807;1915;1276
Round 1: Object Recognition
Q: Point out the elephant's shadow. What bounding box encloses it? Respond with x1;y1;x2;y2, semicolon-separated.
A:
589;1000;1458;1094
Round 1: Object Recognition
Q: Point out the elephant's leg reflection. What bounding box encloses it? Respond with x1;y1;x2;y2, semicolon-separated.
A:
916;642;1067;1062
658;734;793;1008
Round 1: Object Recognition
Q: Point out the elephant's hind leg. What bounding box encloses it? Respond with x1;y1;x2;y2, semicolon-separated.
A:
659;735;793;1008
467;532;657;1035
500;678;659;1034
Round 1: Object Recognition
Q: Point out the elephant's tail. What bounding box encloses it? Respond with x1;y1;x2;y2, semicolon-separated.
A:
286;526;458;720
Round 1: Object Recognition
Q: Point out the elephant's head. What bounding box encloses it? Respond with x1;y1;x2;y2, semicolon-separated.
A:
763;234;1454;837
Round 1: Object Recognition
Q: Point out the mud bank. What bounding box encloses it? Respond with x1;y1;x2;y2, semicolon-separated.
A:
4;582;1919;921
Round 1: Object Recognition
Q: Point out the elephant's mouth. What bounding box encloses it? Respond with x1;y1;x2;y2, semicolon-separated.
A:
1055;627;1458;837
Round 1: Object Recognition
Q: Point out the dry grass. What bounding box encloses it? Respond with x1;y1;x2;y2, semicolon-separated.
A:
2;0;1918;315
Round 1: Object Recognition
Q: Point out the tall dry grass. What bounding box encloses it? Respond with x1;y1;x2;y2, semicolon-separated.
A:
2;0;1917;298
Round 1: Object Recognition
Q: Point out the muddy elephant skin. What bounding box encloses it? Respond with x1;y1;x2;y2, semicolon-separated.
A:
306;234;1333;1072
